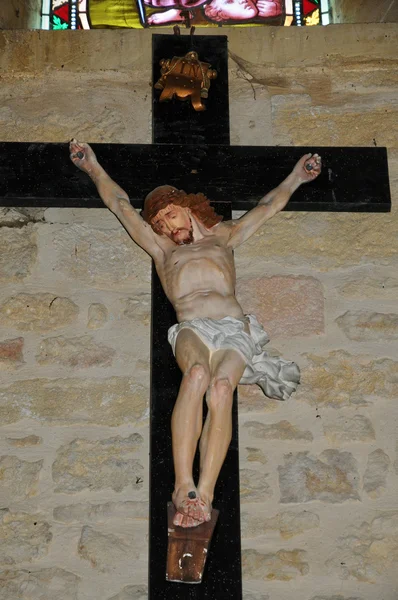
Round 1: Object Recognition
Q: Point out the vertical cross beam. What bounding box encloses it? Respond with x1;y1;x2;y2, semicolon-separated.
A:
149;34;243;598
152;34;230;146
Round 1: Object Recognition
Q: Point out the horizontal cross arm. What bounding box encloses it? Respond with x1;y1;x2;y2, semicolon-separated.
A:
0;142;390;212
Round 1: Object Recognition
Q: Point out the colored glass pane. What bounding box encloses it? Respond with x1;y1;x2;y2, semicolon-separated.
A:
303;0;318;15
88;0;286;27
304;7;319;24
44;0;328;29
46;0;88;28
53;3;69;22
52;16;68;28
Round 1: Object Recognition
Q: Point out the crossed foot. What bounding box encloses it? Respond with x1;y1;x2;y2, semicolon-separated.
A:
172;484;212;528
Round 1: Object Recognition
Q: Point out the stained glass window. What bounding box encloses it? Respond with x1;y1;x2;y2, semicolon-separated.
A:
41;0;330;29
41;0;90;29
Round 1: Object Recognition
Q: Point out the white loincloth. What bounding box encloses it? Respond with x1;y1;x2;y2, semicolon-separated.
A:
168;315;300;401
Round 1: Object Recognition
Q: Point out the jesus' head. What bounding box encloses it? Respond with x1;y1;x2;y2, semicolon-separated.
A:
142;185;222;245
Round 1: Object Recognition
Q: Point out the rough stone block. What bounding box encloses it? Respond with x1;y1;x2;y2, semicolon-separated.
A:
240;468;272;502
0;510;52;564
0;377;148;426
0;455;43;503
363;449;390;498
0;337;24;368
279;450;360;503
119;294;151;326
44;208;118;228
0;293;79;332
336;311;398;341
37;335;115;368
238;384;279;413
53;501;148;523
272;84;398;147
309;596;362;600
241;510;319;539
78;526;139;571
6;435;42;447
87;303;108;329
0;62;151;140
278;510;320;539
242;548;309;581
338;275;398;300
243;593;269;600
236;276;324;338
0;567;80;600
0;208;44;227
0;224;37;282
236;212;398;272
52;435;144;493
299;351;397;408
243;420;313;441
323;415;375;443
395;440;398;475
229;75;272;147
328;512;398;582
53;225;151;289
107;585;148;600
245;447;268;464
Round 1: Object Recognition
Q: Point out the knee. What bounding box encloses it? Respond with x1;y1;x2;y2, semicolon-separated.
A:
208;377;233;409
184;363;210;390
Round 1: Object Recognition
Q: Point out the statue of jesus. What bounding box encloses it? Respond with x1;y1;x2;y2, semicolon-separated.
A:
70;140;321;528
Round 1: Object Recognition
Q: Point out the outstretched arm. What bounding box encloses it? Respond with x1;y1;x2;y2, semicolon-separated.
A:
69;140;162;259
226;153;321;248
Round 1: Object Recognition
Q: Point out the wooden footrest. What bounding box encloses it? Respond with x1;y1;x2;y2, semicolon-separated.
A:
166;502;219;584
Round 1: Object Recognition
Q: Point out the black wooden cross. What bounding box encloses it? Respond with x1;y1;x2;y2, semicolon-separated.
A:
0;33;391;600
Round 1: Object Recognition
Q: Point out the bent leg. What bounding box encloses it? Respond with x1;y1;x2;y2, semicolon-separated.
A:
198;349;246;520
172;328;210;527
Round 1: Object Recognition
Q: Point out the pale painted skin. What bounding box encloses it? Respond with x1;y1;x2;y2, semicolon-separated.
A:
152;205;243;323
205;0;258;20
147;9;184;25
69;139;321;528
256;0;281;17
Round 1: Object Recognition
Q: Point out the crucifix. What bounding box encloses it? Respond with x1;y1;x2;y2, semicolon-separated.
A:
0;32;391;600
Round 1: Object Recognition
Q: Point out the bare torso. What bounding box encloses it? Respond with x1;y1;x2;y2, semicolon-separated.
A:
68;139;321;529
154;221;245;323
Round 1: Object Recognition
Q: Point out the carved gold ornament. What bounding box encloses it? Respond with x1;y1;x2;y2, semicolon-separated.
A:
154;51;217;112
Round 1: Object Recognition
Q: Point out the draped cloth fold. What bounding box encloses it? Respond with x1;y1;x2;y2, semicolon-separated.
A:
168;314;300;401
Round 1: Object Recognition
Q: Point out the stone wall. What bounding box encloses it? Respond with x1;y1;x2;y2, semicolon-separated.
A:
0;24;397;600
331;0;398;24
0;0;42;30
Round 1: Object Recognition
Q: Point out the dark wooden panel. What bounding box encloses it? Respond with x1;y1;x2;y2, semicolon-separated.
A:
152;34;230;145
150;35;239;598
0;142;390;212
149;202;242;599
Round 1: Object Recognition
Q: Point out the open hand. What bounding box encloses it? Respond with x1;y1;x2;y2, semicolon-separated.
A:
69;139;98;175
293;153;322;183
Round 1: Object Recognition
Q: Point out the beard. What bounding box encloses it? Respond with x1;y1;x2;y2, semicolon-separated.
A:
172;227;194;245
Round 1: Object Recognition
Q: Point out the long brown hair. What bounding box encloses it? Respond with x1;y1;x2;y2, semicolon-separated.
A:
142;185;223;234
